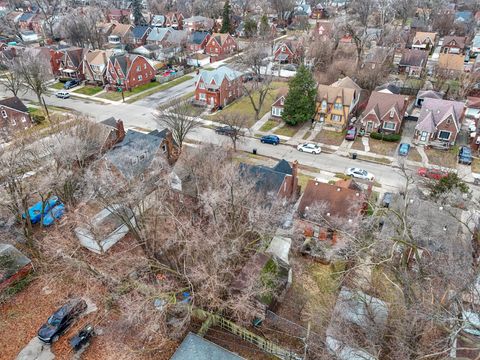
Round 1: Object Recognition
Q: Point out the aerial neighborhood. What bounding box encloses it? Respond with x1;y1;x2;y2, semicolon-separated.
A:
2;0;480;359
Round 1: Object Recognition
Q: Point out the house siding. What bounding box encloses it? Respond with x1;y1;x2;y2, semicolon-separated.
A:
194;76;242;108
0;106;32;142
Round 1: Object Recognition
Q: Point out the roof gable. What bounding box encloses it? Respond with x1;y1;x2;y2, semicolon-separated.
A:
0;96;28;113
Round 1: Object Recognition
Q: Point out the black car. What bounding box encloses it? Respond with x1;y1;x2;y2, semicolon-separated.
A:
70;324;94;351
215;125;237;136
64;79;81;89
37;299;87;343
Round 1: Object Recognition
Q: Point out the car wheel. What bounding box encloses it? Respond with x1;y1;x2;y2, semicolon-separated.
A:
299;148;303;152
52;335;59;343
261;140;264;143
274;142;277;145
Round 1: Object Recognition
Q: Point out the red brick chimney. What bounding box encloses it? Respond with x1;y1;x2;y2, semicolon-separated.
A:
115;119;125;143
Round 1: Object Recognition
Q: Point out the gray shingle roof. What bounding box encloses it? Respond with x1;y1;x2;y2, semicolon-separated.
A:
239;159;290;196
0;96;28;113
198;66;242;86
104;129;166;180
170;332;244;360
416;98;464;133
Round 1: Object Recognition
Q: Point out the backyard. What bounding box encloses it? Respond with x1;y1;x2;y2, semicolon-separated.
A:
208;81;288;127
314;129;345;146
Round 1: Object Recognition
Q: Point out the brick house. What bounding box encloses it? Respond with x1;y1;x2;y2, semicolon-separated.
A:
105;54;156;91
0;96;33;143
273;40;303;64
359;91;409;134
194;66;243;109
187;31;210;52
131;25;152;47
107;23;133;45
311;20;333;41
58;47;88;80
165;12;184;29
414;98;465;147
398;49;428;77
107;9;131;23
316;77;362;131
441;36;467;54
84;49;113;85
204;33;238;60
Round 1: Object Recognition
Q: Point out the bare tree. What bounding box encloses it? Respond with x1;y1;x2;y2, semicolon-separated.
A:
0;58;24;97
60;8;105;49
216;113;249;151
270;0;295;25
15;51;53;107
349;0;375;29
154;98;201;150
34;0;62;39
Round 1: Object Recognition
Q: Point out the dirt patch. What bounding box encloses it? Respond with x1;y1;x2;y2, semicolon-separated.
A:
351;138;364;151
425;148;457;169
314;129;345;146
408;147;423;163
367;138;398;157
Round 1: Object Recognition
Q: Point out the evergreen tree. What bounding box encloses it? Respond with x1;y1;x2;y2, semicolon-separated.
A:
282;65;317;126
220;0;231;33
132;0;144;25
244;17;257;38
259;15;270;37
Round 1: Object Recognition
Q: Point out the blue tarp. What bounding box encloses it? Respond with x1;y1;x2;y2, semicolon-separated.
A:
42;203;65;227
23;196;59;224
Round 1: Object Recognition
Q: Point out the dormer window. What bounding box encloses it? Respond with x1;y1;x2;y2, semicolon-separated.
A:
1;110;7;118
389;109;395;118
334;100;342;110
321;100;327;110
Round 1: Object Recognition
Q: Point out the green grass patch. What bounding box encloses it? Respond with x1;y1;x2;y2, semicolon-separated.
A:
274;123;300;137
207;81;288;127
357;154;392;165
125;75;194;103
73;85;103;96
50;82;65;90
259;119;280;132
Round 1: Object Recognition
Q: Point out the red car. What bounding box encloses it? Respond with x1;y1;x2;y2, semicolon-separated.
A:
345;126;357;141
417;167;449;180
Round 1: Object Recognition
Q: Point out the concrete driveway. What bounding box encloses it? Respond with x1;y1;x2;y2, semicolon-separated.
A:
15;338;54;360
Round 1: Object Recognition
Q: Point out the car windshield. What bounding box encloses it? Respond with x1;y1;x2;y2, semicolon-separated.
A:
348;129;355;134
48;315;62;326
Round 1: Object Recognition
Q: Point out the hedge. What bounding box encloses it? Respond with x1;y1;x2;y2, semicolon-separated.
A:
370;132;401;142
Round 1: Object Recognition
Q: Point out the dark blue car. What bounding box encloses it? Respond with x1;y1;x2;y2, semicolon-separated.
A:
398;143;410;156
64;79;80;89
260;135;280;145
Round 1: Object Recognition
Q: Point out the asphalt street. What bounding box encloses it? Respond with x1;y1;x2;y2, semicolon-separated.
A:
4;85;411;191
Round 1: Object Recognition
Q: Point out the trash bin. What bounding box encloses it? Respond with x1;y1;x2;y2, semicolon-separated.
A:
253;148;257;155
352;152;357;159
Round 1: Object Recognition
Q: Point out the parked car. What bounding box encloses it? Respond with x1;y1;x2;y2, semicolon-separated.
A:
63;79;80;89
398;143;410;156
70;324;94;351
55;91;70;99
283;64;297;71
345;126;357;141
346;167;375;181
37;299;87;343
458;146;473;165
417;167;449;180
381;192;393;208
260;135;280;145
297;143;321;154
215;125;237;136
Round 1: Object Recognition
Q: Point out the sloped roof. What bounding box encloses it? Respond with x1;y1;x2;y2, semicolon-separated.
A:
110;53;128;75
85;49;110;66
317;84;356;107
443;36;466;49
473;34;480;48
413;31;436;44
111;23;132;37
239;159;291;196
298;179;366;219
104;129;168;180
198;66;242;86
416;98;464;133
18;12;35;22
363;91;406;119
438;53;465;71
467;97;480;109
417;90;443;101
131;25;150;39
151;15;165;26
331;76;361;91
0;243;31;283
211;33;231;46
400;49;428;67
170;332;244;360
183;15;211;23
0;96;28;113
455;11;472;22
189;31;209;45
147;27;171;42
312;20;333;37
65;47;87;67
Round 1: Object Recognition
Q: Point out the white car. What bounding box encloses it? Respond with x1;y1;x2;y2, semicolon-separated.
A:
297;143;321;154
55;90;70;99
346;167;375;181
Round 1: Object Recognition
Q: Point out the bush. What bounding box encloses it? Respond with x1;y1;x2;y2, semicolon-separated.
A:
370;132;401;142
32;114;46;124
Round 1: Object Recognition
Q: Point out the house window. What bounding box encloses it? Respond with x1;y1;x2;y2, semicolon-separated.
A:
229;91;232;97
389;109;395;118
138;75;143;81
162;144;167;153
11;118;16;125
438;130;451;140
321;100;327;111
334;101;342;110
331;114;342;122
1;110;7;118
21;117;26;123
383;121;396;130
272;107;283;117
136;66;141;71
199;82;205;89
199;93;206;100
144;64;147;69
